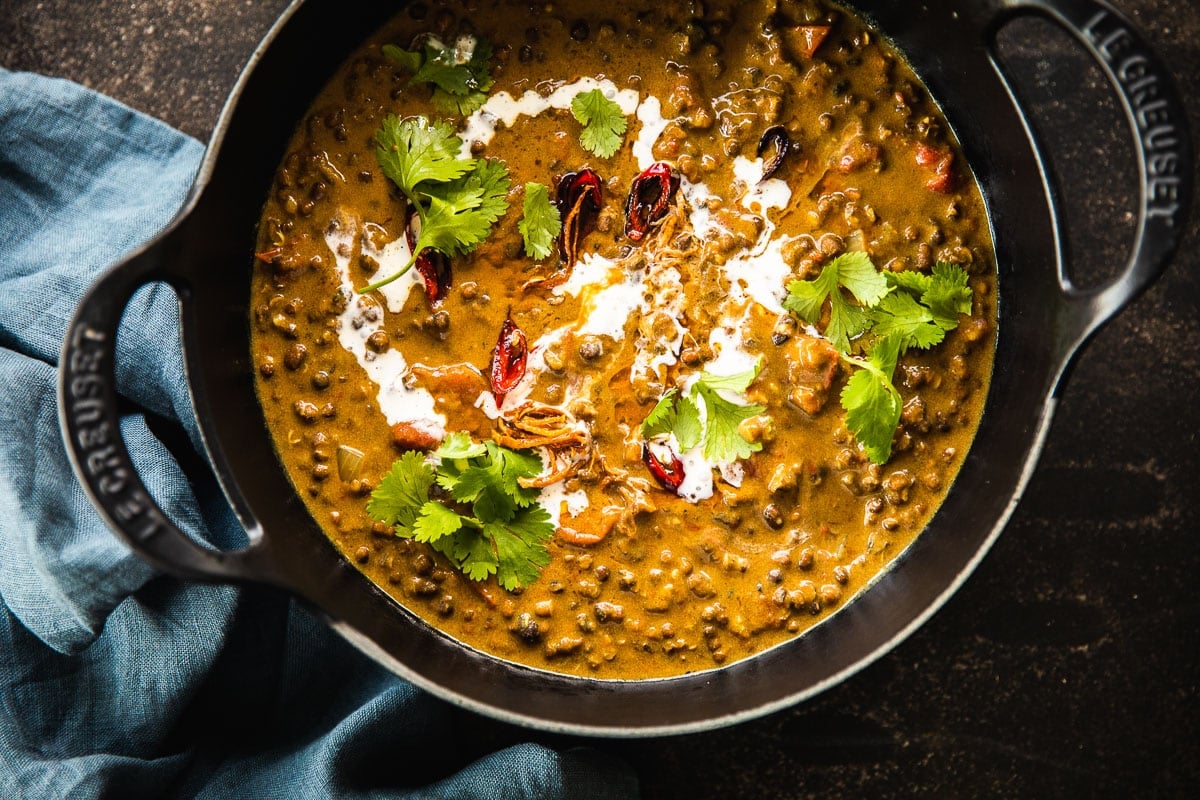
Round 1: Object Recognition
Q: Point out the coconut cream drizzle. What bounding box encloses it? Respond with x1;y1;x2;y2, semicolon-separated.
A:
324;217;445;437
460;77;640;156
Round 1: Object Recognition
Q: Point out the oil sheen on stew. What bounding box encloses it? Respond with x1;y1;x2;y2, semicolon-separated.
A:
250;0;996;679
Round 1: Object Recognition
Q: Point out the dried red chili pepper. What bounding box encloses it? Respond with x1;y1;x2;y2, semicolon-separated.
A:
756;125;792;182
642;441;686;493
489;314;528;406
556;169;604;265
406;209;453;306
624;162;679;242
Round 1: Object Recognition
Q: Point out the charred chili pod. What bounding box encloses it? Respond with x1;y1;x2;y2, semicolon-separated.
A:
489;313;528;406
556;169;604;265
642;441;685;493
756;125;793;182
406;208;452;306
624;162;679;243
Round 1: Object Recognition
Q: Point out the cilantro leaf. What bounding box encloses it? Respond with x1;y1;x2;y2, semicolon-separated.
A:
693;383;766;462
411;41;475;95
374;115;472;198
381;43;422;73
519;182;563;260
488;506;555;590
449;529;498;582
486;441;543;506
413;501;466;543
366;434;555;589
640;361;765;466
384;35;495;118
571;88;627;158
455;466;517;523
432;88;489;117
415;185;487;250
873;261;973;353
365;451;435;530
434;431;487;460
640;389;678;439
784;252;890;352
452;157;512;225
696;363;760;393
924;261;973;326
463;37;496;92
841;334;903;464
672;398;704;451
883;269;931;295
869;291;946;351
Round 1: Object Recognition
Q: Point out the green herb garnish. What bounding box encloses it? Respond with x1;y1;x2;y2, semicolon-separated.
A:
641;360;767;463
359;116;511;294
839;334;903;465
367;433;554;591
571;88;627;158
518;182;563;260
784;254;974;463
782;251;889;353
372;115;471;197
383;35;495;116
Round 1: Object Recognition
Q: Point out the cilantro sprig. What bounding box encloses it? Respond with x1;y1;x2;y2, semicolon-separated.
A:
571;88;627;158
782;251;888;353
784;254;974;463
641;360;767;464
366;433;555;591
359;116;511;294
383;35;495;116
518;182;563;260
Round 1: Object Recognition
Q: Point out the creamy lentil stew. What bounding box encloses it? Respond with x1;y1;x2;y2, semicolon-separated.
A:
250;0;996;678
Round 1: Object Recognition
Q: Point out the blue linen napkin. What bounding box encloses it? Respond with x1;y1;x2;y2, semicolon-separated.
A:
0;67;638;799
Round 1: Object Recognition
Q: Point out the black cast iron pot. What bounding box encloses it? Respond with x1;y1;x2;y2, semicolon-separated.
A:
59;0;1192;735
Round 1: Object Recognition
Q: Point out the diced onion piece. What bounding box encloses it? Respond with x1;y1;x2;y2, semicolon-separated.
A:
336;445;365;481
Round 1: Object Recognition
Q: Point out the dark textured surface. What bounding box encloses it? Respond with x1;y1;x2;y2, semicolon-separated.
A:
3;0;1197;796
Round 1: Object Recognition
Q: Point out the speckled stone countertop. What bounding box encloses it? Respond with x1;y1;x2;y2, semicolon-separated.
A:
3;1;1197;796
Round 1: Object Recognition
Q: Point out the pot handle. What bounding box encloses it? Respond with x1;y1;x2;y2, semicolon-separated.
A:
58;228;275;584
990;0;1192;361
